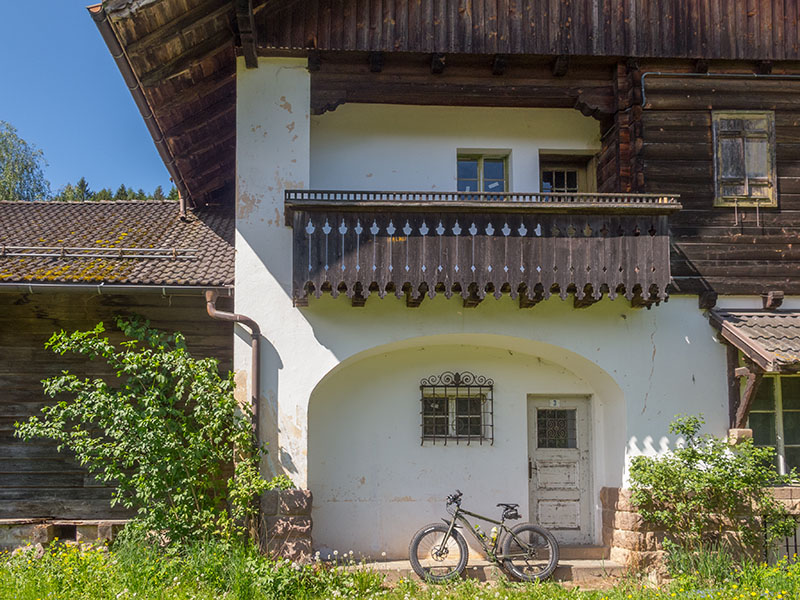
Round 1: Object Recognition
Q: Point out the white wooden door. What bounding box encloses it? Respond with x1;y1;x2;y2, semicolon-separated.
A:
528;396;592;545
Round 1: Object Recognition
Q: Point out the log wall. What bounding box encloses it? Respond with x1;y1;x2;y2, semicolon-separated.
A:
0;291;233;520
629;67;800;295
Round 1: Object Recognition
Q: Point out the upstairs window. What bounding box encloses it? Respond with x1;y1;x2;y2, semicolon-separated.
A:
713;111;776;207
539;154;595;194
457;155;508;193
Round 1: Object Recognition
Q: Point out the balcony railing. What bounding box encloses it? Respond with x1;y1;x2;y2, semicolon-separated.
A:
284;190;681;307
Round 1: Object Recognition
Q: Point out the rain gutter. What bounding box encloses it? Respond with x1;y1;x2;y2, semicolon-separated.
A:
0;283;232;295
88;4;194;209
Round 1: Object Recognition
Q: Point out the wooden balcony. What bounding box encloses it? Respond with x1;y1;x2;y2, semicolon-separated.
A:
284;191;682;308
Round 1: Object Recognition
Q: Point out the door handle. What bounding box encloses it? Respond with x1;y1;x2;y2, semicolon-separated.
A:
528;458;534;479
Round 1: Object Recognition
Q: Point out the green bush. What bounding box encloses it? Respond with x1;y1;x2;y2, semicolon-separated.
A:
629;414;796;555
14;317;268;543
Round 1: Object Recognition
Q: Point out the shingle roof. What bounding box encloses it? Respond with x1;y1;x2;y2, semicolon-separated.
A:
0;201;233;286
709;310;800;372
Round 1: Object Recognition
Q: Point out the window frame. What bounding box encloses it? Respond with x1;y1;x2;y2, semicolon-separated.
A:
456;154;509;193
747;374;800;475
420;371;494;445
712;110;777;208
539;153;596;194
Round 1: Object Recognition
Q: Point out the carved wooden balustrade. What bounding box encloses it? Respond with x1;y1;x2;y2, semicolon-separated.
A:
284;191;682;308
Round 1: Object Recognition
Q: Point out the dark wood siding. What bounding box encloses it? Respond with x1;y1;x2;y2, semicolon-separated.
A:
258;0;800;60
633;70;800;295
0;291;233;519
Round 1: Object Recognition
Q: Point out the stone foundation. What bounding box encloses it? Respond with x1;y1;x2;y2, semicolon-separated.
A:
601;486;800;569
0;519;127;552
261;489;313;562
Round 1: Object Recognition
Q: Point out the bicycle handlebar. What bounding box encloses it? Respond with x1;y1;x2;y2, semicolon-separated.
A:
446;489;463;506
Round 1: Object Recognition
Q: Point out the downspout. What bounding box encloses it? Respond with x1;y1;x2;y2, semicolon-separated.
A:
204;290;260;441
204;290;263;545
88;4;193;207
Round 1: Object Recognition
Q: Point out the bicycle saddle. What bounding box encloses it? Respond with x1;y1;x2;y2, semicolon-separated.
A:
497;503;519;509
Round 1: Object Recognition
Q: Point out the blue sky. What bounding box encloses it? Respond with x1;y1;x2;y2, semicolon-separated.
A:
0;1;172;195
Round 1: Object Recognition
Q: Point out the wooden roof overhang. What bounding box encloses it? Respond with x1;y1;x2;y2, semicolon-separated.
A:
90;0;800;213
285;190;682;308
709;309;800;428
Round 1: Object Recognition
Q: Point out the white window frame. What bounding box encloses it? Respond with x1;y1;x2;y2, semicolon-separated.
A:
422;391;486;440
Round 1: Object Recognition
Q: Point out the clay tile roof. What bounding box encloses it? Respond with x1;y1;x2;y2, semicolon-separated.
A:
709;310;800;373
0;201;233;287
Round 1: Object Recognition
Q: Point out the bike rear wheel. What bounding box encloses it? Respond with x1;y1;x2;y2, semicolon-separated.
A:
501;523;559;581
408;523;468;582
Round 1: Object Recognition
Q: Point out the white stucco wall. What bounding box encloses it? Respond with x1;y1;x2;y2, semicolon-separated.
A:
235;58;731;555
310;104;600;192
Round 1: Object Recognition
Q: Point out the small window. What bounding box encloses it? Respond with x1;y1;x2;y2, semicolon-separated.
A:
457;155;508;193
748;376;800;474
539;154;595;194
420;371;494;445
713;111;776;207
537;409;577;449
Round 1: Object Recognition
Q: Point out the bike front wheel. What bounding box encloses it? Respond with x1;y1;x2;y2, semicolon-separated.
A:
501;523;559;581
408;523;468;582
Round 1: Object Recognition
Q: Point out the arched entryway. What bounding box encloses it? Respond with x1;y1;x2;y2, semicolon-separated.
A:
307;334;624;559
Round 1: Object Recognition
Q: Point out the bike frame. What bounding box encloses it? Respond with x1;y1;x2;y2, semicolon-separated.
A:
440;504;520;562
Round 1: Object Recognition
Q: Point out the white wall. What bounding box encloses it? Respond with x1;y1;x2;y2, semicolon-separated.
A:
310;105;601;192
309;343;604;558
236;63;730;555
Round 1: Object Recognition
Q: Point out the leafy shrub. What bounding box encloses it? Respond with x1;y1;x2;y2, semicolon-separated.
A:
629;414;796;555
265;474;296;491
14;317;268;543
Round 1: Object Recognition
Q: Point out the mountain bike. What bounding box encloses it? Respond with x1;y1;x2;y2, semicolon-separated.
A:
408;489;559;582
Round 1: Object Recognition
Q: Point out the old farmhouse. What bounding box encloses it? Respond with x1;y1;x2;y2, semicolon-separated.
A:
3;0;800;566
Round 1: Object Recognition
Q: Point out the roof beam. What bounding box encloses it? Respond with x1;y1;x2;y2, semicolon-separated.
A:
236;0;258;69
124;2;231;57
157;70;235;114
163;94;236;141
173;130;236;165
140;30;232;88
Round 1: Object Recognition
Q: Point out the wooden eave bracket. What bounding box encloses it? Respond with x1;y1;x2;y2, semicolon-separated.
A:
762;290;784;310
732;359;764;429
236;0;258;69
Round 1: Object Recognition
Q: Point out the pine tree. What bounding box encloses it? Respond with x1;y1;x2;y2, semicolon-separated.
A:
152;185;165;201
114;185;127;201
167;186;179;201
75;177;92;202
94;188;113;202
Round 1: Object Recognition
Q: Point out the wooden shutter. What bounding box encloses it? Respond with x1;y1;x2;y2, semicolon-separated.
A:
713;112;776;207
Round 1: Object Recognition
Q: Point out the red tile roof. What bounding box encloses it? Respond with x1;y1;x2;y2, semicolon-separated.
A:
710;309;800;372
0;202;233;286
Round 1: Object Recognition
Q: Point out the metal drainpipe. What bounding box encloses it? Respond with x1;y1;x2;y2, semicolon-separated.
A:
204;290;261;440
640;71;800;107
205;290;263;545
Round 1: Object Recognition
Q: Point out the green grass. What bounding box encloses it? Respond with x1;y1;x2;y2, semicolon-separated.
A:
3;535;800;600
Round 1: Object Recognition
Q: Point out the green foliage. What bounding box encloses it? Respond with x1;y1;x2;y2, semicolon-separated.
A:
629;414;797;554
265;474;296;491
6;537;800;600
0;120;50;201
14;317;268;543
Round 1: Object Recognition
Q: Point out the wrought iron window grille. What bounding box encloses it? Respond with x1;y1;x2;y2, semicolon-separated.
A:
420;371;494;445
